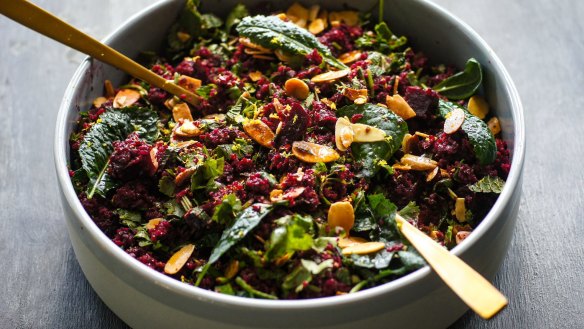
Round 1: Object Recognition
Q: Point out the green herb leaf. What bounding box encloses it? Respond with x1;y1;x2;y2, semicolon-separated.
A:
191;157;225;192
212;193;243;225
79;107;159;198
438;100;496;164
115;209;142;229
336;103;408;177
196;204;272;285
265;214;314;261
225;3;248;33
398;201;420;221
433;58;483;100
469;175;505;193
367;51;391;77
236;15;347;69
301;259;334;275
282;265;312;293
158;175;176;197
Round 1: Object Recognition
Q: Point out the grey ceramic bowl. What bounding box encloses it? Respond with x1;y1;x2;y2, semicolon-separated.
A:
54;0;525;328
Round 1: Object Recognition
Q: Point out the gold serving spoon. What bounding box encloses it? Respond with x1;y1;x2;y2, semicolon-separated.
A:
395;214;508;319
0;0;200;106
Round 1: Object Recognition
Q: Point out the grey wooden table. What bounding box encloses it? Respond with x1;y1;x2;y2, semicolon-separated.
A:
1;0;583;328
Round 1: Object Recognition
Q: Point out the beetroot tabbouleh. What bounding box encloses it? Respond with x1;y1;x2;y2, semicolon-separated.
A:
69;1;510;299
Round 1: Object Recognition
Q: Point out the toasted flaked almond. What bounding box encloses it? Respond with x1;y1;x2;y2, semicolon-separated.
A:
329;11;359;26
328;201;355;233
164;244;195;275
287;2;309;22
335;117;353;151
113;89;141;108
275;252;293;266
354;97;367;105
488;116;501;135
338;236;367;248
392;163;412;171
351;123;386;142
172;103;193;122
177;75;202;93
338;50;362;64
92;96;107;108
308;4;320;21
426;166;440;182
455;231;471;244
164;97;178;110
248;71;263;82
224;260;239;279
401;133;416;154
392;76;400;95
285;78;310;100
239;37;271;52
293;18;307;28
311;69;351;83
175;167;196;186
145;218;162;230
243;119;275;148
400;154;438;171
274;49;296;63
148;147;159;175
104;80;115;98
440;168;450;178
175;120;201;137
272;187;306;202
344;88;368;103
321;98;336;110
203;113;226;121
386;94;416;120
176;31;191;42
308;18;326;35
173;140;196;149
414;131;430;139
468;95;489;119
292;141;340;163
244;47;272;55
342;242;385;255
275;13;288;21
455;198;467;222
444;108;465;134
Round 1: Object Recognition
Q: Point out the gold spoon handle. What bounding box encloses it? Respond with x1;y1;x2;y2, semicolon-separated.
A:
0;0;199;106
395;214;508;319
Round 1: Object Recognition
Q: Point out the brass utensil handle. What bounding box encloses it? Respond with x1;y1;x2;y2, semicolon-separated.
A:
396;214;508;319
0;0;199;105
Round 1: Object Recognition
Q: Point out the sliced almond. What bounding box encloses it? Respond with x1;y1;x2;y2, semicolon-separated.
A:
392;163;412;171
164;97;178;110
308;18;326;35
414;131;430;139
243;119;275;148
173;140;197;149
426;166;440;182
308;4;320;21
293;18;307;29
342;242;385;255
175;120;202;137
147;147;159;175
292;141;340;163
285;78;310;100
335;117;354;151
176;31;191;42
224;260;239;279
248;71;263;82
269;189;284;202
145;218;162;230
287;2;309;23
338;236;367;248
444;108;465;134
400;154;438;171
164;244;195;275
172;103;193;122
104;80;115;98
338;50;362;64
252;54;275;61
275;13;288;21
311;69;351;83
351;123;386;142
175;167;196;186
344;88;368;103
203;113;226;121
93;96;107;108
329;11;359;26
113;89;141;108
468;95;489;119
455;231;471;244
455;198;467;222
386;94;416;120
328;201;355;234
401;133;419;154
244;47;272;55
177;75;202;93
487;116;501;135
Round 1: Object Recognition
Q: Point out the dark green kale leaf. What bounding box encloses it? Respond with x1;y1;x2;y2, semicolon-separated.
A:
438;99;496;165
336;103;408;177
367;51;391;77
351;250;394;269
355;22;407;54
236;15;347;69
196;204;272;285
79;106;159;198
469;175;505;193
433;58;482;100
367;193;399;242
398;201;420;221
397;249;426;271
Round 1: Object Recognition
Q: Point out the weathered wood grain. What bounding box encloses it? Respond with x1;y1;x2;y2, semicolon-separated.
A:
0;0;583;328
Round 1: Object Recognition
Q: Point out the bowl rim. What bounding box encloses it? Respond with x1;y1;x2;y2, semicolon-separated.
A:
54;0;525;311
